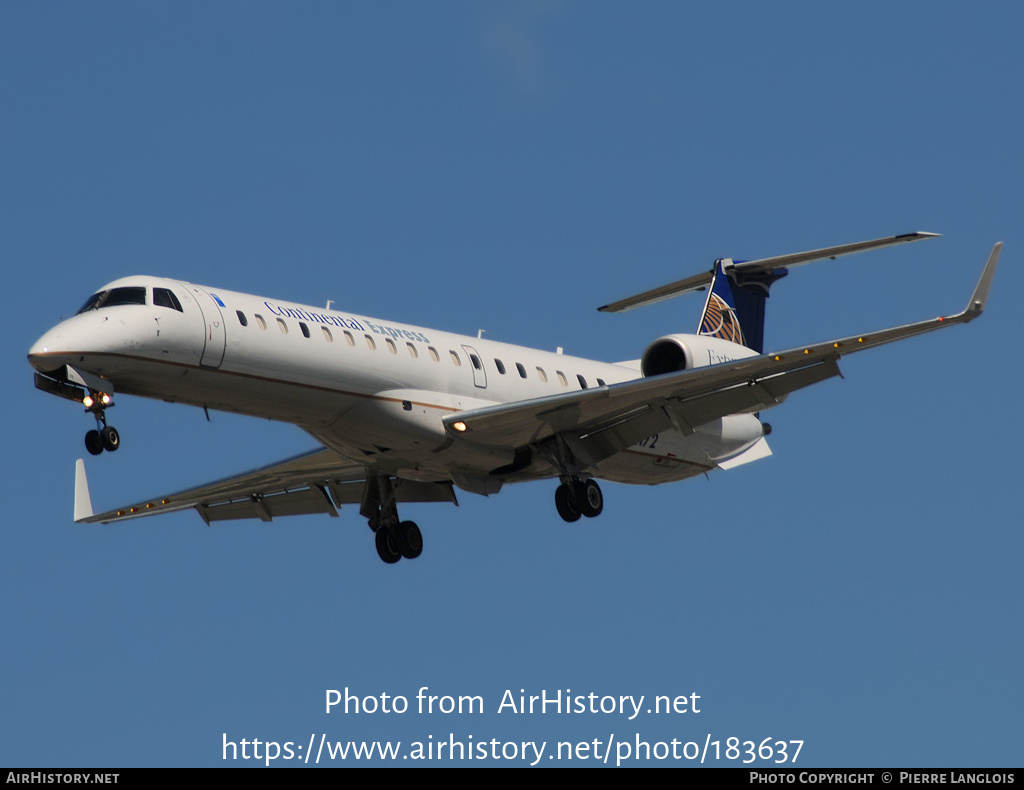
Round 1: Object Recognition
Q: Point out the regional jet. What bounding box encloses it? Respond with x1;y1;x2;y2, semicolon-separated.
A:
28;234;1000;563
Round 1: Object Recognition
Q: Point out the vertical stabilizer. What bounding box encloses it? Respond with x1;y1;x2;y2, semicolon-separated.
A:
697;260;788;353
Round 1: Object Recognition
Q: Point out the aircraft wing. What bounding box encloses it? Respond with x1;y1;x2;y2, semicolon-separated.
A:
445;243;1000;464
74;447;456;525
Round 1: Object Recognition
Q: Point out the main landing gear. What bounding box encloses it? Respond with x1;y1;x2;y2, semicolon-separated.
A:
554;478;603;523
83;393;119;456
362;475;424;564
374;520;423;565
543;434;604;523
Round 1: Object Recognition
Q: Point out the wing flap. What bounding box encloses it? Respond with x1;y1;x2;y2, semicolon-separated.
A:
577;358;841;464
196;486;338;524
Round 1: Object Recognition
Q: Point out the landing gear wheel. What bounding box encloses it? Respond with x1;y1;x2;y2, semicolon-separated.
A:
579;479;603;518
396;521;423;559
85;430;103;456
375;527;402;564
555;484;581;523
101;425;120;452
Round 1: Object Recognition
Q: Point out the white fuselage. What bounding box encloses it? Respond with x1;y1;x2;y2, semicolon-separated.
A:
29;276;765;492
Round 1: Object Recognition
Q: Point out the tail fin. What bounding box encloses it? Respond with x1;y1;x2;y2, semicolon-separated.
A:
697;260;788;353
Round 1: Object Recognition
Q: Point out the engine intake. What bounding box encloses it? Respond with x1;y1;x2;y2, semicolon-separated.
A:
640;334;757;377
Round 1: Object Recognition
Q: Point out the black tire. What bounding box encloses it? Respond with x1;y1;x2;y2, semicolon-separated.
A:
375;527;402;564
397;521;423;559
579;479;603;518
85;430;103;456
101;425;120;452
555;484;581;523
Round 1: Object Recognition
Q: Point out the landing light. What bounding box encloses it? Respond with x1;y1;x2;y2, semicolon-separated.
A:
453;421;467;432
100;393;111;405
82;395;94;408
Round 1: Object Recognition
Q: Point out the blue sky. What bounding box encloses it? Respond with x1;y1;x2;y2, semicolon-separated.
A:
2;1;1021;767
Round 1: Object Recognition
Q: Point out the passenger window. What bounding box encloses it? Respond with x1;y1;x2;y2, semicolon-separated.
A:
495;359;506;375
429;347;440;362
450;351;461;367
236;310;248;327
322;327;333;342
407;343;418;358
577;374;588;389
597;378;606;387
365;335;376;351
299;322;310;338
277;318;288;334
385;339;397;354
470;354;482;370
255;314;267;330
516;363;527;378
154;288;184;312
343;331;355;346
557;371;568;386
536;367;548;383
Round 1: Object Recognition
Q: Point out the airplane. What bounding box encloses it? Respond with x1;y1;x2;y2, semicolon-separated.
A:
28;233;1000;564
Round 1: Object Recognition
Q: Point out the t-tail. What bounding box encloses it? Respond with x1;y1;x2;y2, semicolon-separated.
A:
697;258;791;353
599;231;942;353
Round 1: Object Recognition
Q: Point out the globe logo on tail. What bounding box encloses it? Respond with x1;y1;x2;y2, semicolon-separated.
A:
699;292;744;345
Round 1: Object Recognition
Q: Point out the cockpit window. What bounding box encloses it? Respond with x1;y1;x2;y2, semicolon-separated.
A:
100;287;147;308
154;287;183;312
77;287;147;313
77;292;106;313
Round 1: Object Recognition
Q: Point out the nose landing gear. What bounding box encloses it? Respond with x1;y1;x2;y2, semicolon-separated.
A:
82;393;119;455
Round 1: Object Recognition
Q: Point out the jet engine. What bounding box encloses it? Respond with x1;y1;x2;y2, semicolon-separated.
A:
640;333;758;377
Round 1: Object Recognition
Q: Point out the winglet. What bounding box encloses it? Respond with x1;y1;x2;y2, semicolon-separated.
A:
962;242;1001;319
74;459;94;522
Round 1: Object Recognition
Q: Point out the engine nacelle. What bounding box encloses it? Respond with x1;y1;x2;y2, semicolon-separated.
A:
641;333;758;377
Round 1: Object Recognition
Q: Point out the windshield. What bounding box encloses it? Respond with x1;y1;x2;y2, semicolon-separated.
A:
77;287;147;314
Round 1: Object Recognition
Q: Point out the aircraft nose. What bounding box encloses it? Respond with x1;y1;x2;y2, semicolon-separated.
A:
28;326;69;373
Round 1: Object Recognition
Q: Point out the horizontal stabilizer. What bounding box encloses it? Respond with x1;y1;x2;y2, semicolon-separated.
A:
718;437;773;470
598;232;940;313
